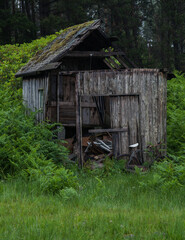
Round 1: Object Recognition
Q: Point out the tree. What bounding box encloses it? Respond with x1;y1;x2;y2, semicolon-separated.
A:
0;0;37;44
142;0;185;70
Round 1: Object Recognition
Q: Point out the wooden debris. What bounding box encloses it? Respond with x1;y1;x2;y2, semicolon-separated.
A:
82;136;91;147
61;137;74;153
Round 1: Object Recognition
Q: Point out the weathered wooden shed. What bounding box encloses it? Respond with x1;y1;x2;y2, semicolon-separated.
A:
15;20;167;167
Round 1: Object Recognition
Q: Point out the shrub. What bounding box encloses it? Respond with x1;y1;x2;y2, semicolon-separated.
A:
0;33;58;88
0;32;79;193
139;156;185;191
59;187;78;201
167;72;185;156
25;161;78;194
0;87;78;193
0;87;69;176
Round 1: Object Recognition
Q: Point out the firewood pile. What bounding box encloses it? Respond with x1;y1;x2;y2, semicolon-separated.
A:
63;133;113;164
83;134;113;163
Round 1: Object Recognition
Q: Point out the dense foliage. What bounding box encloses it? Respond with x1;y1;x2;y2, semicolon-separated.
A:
0;34;79;194
0;33;58;88
167;72;185;156
0;84;79;193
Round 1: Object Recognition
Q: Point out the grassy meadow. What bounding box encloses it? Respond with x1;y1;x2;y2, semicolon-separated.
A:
0;173;184;240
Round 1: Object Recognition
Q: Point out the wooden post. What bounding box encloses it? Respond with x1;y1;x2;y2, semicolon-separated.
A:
57;74;60;139
57;74;60;123
75;73;83;168
138;95;143;163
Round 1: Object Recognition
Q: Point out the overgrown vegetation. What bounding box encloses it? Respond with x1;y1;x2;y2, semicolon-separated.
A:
0;33;58;87
0;34;79;194
0;32;185;239
167;72;185;156
0;85;78;193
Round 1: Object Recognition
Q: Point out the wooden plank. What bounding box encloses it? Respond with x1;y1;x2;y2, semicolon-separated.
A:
57;74;60;123
75;73;83;168
103;59;115;70
80;93;140;97
45;74;50;120
116;56;129;69
81;96;90;124
50;101;96;107
120;96;129;156
65;51;126;57
88;128;128;133
38;62;61;71
104;57;120;70
117;96;122;155
110;97;118;157
62;124;76;127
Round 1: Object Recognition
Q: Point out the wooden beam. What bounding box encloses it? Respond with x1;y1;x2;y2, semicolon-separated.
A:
62;124;76;127
81;93;140;97
88;128;128;133
106;47;129;69
38;62;61;71
57;74;60;139
65;51;126;58
57;75;60;123
103;59;115;70
75;74;83;168
50;101;96;108
105;57;120;70
116;56;129;69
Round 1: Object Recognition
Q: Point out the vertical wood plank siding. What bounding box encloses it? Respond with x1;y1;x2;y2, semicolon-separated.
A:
78;69;167;160
22;75;49;122
22;69;166;162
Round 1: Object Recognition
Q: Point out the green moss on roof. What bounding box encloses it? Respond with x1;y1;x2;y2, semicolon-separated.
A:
32;20;95;64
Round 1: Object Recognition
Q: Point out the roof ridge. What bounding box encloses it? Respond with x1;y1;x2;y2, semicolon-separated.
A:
15;20;101;77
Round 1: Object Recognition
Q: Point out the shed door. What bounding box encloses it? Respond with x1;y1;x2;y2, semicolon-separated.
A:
110;95;140;158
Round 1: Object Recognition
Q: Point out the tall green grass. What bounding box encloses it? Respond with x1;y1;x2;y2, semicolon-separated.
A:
0;174;184;240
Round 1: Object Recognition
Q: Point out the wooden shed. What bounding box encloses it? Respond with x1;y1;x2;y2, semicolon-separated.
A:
15;20;167;167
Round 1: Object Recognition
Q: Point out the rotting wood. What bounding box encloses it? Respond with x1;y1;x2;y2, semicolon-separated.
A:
116;56;129;69
103;59;115;71
81;93;140;97
50;101;96;108
65;51;126;57
38;62;61;71
57;74;60;123
88;128;128;133
104;56;120;70
106;47;129;69
75;73;83;168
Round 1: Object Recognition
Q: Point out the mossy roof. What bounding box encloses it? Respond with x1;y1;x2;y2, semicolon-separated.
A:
15;20;101;77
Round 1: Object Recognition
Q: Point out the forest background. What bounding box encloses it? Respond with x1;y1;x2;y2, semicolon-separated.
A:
1;0;185;71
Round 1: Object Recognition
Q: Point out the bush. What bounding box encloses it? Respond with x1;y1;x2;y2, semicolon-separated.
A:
0;33;58;88
139;156;185;191
59;187;78;201
0;86;69;177
25;161;78;194
167;72;185;156
0;86;78;194
0;32;79;194
0;86;78;193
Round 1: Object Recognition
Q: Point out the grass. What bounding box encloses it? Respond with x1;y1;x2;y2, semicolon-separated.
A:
0;173;184;240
